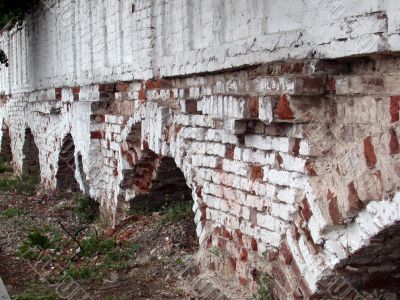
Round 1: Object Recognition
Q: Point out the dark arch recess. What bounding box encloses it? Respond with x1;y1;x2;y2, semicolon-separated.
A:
22;128;40;177
1;122;12;163
56;134;79;191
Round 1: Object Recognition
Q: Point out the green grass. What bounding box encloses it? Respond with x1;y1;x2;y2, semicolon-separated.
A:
161;201;193;223
0;176;39;195
65;265;96;280
12;292;59;300
0;207;23;219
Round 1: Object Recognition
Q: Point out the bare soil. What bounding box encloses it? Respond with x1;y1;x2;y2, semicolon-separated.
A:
0;184;199;299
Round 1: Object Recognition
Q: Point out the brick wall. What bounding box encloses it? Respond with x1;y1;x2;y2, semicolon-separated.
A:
1;1;400;298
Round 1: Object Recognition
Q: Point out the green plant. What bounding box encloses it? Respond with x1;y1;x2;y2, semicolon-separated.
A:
65;265;95;280
0;176;39;195
0;207;23;219
12;291;59;300
209;247;221;258
17;228;50;259
74;194;99;224
161;201;193;223
27;229;50;249
80;236;100;257
252;275;274;300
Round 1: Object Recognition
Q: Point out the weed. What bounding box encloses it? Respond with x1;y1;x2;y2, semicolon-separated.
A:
74;194;99;224
0;207;23;219
80;236;117;258
12;292;59;300
65;265;95;280
17;228;50;259
252;275;274;300
27;229;50;249
0;176;39;195
161;201;193;223
209;247;221;258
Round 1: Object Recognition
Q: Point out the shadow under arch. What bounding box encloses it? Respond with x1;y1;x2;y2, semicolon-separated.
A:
22;128;40;177
120;122;193;212
56;133;79;191
315;221;400;299
1;121;12;163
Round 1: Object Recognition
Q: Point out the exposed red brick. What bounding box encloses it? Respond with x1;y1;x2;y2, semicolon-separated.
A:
239;277;248;286
305;160;317;176
235;230;244;246
139;87;147;101
347;181;364;215
249;96;259;118
240;248;248;262
327;77;336;93
229;256;237;271
280;242;293;265
72;86;80;94
275;94;294;119
251;238;258;252
116;81;130;92
389;128;400;155
217;237;226;250
209;262;216;271
249;164;263;181
363;136;377;168
292;138;301;157
276;153;283;168
183;100;198;113
302;76;324;91
55;88;62;101
268;251;279;262
90;131;103;139
206;236;212;249
98;83;116;92
301;198;312;222
271;264;287;287
327;189;343;224
390;96;400;123
145;79;170;89
196;186;203;198
225;144;235;160
222;227;232;240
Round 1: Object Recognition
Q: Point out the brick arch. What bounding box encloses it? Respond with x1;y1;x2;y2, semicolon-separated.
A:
22;127;40;177
118;120;193;213
0;121;12;163
56;133;79;191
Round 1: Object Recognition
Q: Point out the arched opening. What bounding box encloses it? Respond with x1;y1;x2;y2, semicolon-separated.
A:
0;122;12;163
22;128;40;177
317;221;400;298
56;134;79;191
120;122;193;212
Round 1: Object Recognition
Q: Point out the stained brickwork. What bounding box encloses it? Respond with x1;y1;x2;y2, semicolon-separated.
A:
0;1;400;299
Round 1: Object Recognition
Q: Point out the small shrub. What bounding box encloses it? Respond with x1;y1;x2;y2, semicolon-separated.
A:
0;207;23;219
74;194;99;224
80;236;100;257
27;229;50;249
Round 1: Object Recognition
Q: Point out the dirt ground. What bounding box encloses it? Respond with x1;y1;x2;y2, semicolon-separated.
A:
0;176;199;300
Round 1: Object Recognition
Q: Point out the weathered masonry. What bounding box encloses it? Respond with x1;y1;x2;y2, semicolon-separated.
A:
1;0;400;298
